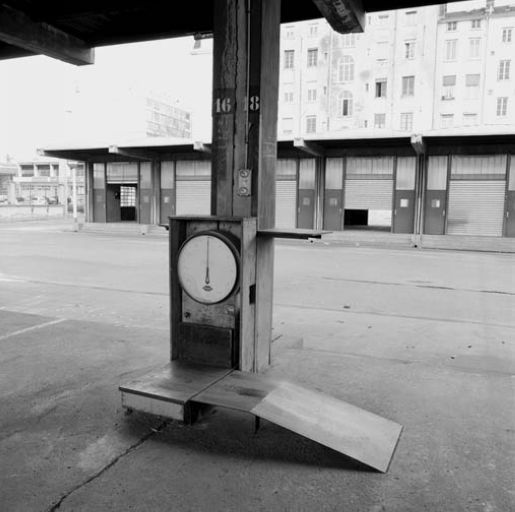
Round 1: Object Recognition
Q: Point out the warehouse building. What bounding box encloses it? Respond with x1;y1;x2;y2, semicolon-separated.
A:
42;131;515;247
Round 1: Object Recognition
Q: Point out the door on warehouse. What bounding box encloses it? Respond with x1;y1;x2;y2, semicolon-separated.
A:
297;159;316;229
424;156;448;235
323;158;344;231
393;157;417;233
504;155;515;237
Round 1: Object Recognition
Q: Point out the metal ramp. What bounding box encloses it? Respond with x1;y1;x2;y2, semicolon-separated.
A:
120;362;402;472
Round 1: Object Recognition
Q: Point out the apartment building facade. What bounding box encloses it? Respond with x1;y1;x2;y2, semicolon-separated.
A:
278;1;515;137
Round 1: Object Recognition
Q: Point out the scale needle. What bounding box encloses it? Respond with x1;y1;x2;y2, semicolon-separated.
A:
203;236;212;292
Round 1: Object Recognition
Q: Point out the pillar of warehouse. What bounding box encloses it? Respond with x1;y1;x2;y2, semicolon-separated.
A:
210;0;281;370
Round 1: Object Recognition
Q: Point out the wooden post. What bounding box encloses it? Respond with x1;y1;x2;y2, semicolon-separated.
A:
211;0;281;371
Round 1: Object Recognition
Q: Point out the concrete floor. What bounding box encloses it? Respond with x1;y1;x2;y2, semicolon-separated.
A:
0;221;514;512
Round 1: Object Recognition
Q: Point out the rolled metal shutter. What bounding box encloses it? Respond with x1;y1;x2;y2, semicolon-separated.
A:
176;180;211;215
275;180;297;228
447;181;505;236
344;179;394;210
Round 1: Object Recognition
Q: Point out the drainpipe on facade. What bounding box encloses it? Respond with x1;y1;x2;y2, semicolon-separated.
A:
411;134;426;246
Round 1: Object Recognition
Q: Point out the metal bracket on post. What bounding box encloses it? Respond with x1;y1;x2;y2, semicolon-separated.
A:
237;168;252;196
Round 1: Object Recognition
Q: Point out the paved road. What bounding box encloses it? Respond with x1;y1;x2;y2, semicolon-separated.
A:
0;223;514;512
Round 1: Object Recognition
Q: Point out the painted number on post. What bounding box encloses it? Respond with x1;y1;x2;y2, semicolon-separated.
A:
249;95;260;112
214;97;232;114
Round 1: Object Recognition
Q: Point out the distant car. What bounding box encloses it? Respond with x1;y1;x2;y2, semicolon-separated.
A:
45;197;59;205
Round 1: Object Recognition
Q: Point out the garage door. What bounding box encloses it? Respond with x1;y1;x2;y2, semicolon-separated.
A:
176;180;211;216
176;160;211;216
447;181;505;236
344;179;394;210
275;159;297;229
275;180;297;228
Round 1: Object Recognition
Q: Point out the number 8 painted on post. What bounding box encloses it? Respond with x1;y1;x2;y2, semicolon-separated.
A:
249;95;260;112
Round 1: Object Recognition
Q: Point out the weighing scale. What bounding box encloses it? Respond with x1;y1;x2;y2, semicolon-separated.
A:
119;0;402;473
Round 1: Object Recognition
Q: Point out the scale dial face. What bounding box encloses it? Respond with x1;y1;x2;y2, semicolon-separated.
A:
177;231;239;305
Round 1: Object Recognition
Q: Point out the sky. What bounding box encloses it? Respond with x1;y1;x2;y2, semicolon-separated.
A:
0;36;213;160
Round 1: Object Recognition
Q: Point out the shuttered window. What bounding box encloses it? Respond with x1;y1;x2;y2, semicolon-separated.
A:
451;155;506;180
106;162;138;183
346;157;394;177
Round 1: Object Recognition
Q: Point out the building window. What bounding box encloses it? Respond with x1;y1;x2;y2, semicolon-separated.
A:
285;26;295;39
307;48;318;67
497;97;508;117
442;75;456;100
120;186;136;207
38;165;51;177
282;117;293;134
20;165;34;177
447;21;457;31
284;50;294;69
405;11;417;26
502;27;513;43
307;88;317;102
374;113;386;128
284;91;294;103
306;116;317;133
445;39;457;61
338;56;354;82
341;33;356;48
471;19;481;30
378;14;389;25
498;60;511;80
401;76;415;96
400;112;413;131
375;79;387;98
469;38;481;59
404;40;415;59
463;113;478;126
309;24;318;38
440;114;454;128
465;73;480;99
340;91;353;116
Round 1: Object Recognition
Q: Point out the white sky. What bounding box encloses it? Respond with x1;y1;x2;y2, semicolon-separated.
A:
0;37;213;160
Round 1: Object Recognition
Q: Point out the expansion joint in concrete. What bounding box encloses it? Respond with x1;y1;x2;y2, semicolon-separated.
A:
45;420;168;511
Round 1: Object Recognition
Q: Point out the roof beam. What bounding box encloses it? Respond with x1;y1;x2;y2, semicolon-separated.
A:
311;0;365;33
0;4;94;65
193;141;211;154
294;138;324;157
410;134;426;155
108;146;154;160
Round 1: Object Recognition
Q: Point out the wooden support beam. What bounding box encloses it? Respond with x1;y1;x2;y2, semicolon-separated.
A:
293;137;325;157
0;4;94;66
311;0;365;33
211;0;281;372
108;146;153;161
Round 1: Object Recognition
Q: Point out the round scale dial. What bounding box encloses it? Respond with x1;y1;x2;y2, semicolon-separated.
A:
177;231;239;304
